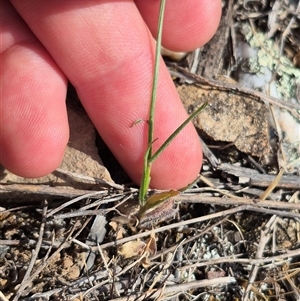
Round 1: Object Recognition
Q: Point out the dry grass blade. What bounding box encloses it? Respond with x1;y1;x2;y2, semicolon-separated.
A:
55;168;124;190
13;201;48;301
108;277;237;301
176;194;300;212
243;215;277;301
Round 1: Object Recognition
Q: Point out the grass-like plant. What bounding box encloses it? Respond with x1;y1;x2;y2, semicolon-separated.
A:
138;0;206;216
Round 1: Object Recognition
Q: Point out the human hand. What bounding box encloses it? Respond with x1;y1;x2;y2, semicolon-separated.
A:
0;0;221;189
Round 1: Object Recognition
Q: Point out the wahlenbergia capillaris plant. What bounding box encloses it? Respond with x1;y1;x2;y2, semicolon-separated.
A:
137;0;207;222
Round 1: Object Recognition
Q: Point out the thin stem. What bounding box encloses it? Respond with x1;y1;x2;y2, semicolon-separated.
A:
139;0;166;204
148;0;166;149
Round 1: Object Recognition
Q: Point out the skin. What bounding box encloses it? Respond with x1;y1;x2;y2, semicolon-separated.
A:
0;0;222;189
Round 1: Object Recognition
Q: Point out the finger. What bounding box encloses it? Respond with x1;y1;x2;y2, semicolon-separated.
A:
0;0;68;177
11;0;205;189
134;0;222;51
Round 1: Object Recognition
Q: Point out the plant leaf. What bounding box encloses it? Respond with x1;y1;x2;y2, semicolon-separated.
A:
139;189;179;217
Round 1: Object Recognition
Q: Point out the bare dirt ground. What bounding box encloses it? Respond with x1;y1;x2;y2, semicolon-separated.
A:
1;1;300;300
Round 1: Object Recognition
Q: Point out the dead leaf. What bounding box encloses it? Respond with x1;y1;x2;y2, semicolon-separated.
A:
141;231;157;268
145;231;157;256
116;228;124;240
109;221;124;239
139;197;178;229
109;221;118;231
118;240;146;259
140;190;179;216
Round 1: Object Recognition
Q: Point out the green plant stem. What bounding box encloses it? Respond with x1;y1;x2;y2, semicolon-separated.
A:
139;0;166;205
